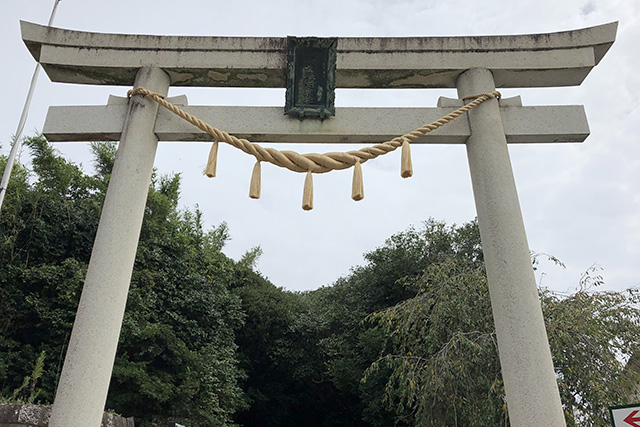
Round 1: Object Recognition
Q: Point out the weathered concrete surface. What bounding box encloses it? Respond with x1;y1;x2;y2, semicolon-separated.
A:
42;101;589;144
458;68;566;426
48;67;170;427
21;20;616;88
0;403;134;427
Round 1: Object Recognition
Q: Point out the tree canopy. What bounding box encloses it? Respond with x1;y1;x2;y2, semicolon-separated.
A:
2;136;639;426
1;136;248;426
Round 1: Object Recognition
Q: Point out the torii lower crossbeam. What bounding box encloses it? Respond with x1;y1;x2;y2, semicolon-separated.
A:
43;96;589;144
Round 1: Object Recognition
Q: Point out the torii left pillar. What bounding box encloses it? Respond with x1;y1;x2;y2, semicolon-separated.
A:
48;66;170;427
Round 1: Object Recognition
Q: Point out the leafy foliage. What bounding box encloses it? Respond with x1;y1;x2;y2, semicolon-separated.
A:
364;259;505;426
4;351;46;404
364;258;640;426
1;137;248;426
2;136;639;427
307;220;487;426
1;136;99;404
109;175;247;426
544;266;640;425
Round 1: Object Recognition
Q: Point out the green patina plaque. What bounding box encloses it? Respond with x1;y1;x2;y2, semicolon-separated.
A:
285;36;337;119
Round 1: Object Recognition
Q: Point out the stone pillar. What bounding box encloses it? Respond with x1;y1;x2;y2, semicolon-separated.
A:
456;68;566;427
49;67;170;427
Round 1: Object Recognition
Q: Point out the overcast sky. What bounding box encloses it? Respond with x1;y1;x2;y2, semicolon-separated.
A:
1;0;638;293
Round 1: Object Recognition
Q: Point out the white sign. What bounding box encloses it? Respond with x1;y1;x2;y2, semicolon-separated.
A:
610;404;640;427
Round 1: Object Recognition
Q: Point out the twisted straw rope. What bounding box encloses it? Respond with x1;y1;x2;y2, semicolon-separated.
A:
127;87;501;174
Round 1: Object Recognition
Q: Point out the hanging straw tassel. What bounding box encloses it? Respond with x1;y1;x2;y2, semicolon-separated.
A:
249;161;261;199
351;161;364;201
302;171;314;211
401;138;413;178
204;140;219;178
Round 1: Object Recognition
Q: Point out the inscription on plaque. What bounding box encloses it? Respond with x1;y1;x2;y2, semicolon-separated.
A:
285;36;337;119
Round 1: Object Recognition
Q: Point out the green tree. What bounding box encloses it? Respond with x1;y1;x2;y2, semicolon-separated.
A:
0;136;100;404
364;258;504;426
311;220;485;426
1;137;248;426
364;255;640;426
231;264;364;426
108;173;247;426
544;265;640;425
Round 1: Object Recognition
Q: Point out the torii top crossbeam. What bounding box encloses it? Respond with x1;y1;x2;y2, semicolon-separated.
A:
21;20;616;88
22;21;616;146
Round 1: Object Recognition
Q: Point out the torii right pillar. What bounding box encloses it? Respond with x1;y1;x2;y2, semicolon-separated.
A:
458;68;565;425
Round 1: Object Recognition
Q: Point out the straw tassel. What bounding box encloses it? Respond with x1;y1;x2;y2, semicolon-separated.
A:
249;161;261;199
351;161;364;201
401;138;413;178
204;140;219;178
302;171;314;211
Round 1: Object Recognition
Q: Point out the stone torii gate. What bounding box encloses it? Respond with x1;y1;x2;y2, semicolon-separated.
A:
21;21;616;427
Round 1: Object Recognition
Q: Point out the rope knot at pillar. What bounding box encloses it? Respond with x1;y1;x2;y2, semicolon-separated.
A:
461;91;501;101
126;87;501;210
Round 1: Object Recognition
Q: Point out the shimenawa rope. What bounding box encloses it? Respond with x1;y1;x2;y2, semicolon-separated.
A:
127;87;500;210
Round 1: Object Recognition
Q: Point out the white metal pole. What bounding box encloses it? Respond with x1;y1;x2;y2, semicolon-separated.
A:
457;68;566;427
0;0;62;213
49;66;170;427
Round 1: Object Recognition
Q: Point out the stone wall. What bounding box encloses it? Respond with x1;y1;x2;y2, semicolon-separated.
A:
0;403;134;427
